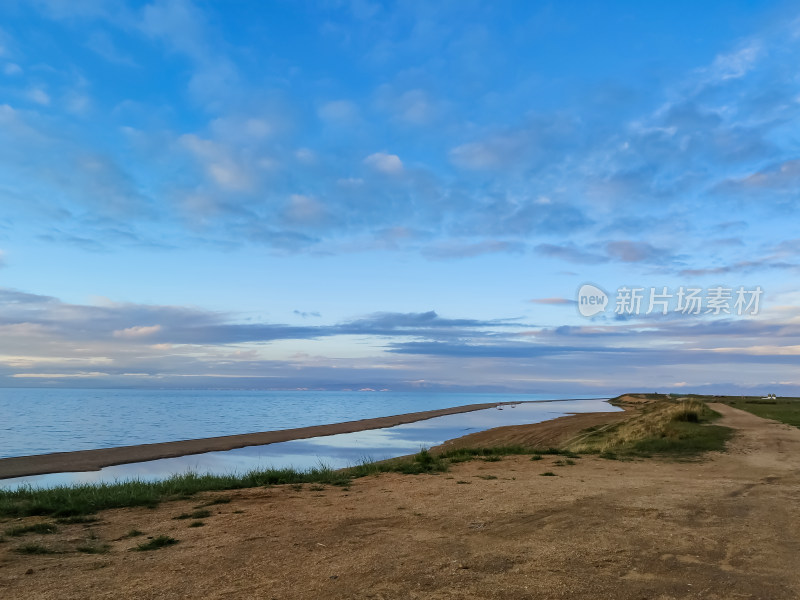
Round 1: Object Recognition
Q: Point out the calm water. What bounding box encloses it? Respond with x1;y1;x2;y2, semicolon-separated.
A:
0;388;599;458
0;399;619;490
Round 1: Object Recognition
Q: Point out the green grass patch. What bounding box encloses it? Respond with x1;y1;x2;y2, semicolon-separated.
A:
14;543;59;555
77;543;110;554
173;509;212;520
194;496;231;508
540;472;556;477
188;520;205;528
123;529;144;538
724;397;800;428
132;535;178;552
0;464;351;518
0;447;603;520
6;522;58;537
55;516;100;525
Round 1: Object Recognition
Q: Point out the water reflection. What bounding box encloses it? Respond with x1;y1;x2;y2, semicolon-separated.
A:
0;399;617;490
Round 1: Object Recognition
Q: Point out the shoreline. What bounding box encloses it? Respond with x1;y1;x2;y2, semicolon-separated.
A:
1;399;575;480
4;404;799;598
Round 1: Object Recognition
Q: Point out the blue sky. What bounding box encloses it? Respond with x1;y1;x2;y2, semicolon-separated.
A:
1;0;799;394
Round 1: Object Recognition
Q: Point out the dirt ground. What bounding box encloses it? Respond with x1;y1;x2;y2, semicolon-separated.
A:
2;404;799;599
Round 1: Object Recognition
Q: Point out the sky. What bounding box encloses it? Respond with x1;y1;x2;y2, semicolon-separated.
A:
0;0;799;395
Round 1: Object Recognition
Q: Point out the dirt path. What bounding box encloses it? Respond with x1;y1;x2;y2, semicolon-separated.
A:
2;405;799;599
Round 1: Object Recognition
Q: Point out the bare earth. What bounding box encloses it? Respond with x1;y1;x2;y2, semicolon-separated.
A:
2;404;800;599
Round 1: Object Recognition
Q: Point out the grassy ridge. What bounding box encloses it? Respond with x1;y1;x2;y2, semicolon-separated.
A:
566;398;732;457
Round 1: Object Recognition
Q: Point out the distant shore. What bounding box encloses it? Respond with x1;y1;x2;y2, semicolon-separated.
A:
0;400;537;480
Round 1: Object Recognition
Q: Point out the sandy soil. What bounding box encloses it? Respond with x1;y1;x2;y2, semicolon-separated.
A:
2;404;799;599
0;401;510;479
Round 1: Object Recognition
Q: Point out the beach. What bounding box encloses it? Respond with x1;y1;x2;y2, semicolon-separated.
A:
1;403;799;599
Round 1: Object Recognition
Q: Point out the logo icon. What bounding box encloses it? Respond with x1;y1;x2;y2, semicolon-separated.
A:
577;284;608;317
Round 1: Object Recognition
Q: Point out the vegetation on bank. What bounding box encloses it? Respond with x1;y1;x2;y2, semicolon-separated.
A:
0;465;351;519
720;396;800;428
566;397;732;457
0;397;733;519
0;448;578;518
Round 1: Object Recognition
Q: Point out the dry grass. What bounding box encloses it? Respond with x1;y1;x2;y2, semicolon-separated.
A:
565;399;728;456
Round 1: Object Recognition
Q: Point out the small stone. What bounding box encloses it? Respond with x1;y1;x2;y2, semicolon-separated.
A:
25;568;34;575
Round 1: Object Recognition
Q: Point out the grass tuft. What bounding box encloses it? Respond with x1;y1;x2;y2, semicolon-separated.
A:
6;522;58;537
123;529;144;538
195;496;231;508
77;543;110;554
14;543;59;555
173;509;211;520
55;516;100;525
132;535;178;552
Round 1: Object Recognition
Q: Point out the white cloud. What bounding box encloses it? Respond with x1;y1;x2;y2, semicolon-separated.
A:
376;86;438;125
210;115;273;141
449;141;500;169
705;41;763;82
179;133;253;192
139;0;239;106
711;345;800;356
140;0;208;60
66;91;91;115
318;100;359;123
113;324;163;339
27;87;51;105
337;177;364;187
282;194;329;226
32;0;120;20
85;31;138;67
295;148;316;163
364;152;403;174
4;63;22;75
12;372;108;378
